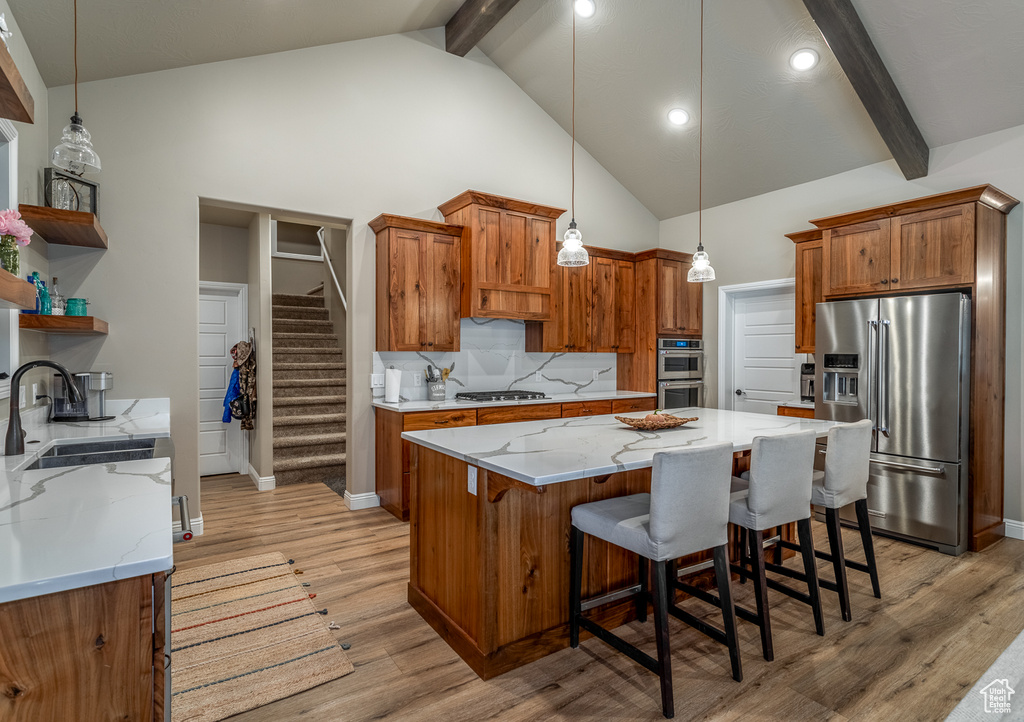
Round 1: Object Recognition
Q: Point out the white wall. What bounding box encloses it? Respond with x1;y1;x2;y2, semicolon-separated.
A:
199;222;248;284
42;28;660;515
659;122;1024;526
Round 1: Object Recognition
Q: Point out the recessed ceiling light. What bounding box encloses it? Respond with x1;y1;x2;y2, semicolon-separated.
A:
667;108;690;126
574;0;596;18
790;48;819;71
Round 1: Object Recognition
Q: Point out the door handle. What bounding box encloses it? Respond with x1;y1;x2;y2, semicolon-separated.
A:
879;320;890;437
869;458;944;474
867;320;877;430
735;389;743;396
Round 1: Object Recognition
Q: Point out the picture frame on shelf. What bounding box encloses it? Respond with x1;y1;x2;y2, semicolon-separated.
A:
43;167;100;217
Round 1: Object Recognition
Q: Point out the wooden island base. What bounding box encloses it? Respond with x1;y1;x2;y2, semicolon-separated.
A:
408;445;793;679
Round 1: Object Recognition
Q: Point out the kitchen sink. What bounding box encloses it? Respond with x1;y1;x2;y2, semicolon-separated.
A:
25;437;173;470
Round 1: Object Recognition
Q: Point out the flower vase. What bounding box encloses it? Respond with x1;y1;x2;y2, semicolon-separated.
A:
0;235;19;276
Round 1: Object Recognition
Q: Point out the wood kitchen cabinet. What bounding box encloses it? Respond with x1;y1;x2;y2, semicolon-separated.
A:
525;247;635;353
438;190;565;321
799;184;1020;552
371;214;463;352
787;228;824;353
617;249;701;394
0;573;167;722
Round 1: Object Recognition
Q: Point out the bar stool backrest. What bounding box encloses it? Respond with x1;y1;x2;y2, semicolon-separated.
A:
822;419;873;507
649;442;735;560
745;431;816;528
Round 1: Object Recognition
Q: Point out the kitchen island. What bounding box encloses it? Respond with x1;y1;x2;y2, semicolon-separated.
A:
402;407;839;679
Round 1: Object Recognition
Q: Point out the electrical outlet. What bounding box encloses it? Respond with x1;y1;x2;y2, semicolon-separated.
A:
370;374;385;388
413;372;422;386
467;466;478;496
18;385;25;409
534;370;542;382
592;369;600;382
31;383;38;401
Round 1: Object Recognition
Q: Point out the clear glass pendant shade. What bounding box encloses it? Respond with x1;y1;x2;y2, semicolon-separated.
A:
51;113;101;175
557;220;589;267
686;247;715;282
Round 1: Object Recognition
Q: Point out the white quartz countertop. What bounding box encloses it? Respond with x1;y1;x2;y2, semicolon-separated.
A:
0;398;173;603
402;407;840;486
373;389;656;413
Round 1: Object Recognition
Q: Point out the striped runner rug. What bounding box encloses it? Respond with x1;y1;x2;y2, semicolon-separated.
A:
171;552;353;722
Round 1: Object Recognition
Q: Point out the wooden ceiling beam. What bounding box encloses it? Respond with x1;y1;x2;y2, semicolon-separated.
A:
802;0;929;179
445;0;522;57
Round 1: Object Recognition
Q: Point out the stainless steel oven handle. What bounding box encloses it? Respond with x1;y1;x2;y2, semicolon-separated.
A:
879;320;890;437
869;458;944;474
173;494;193;542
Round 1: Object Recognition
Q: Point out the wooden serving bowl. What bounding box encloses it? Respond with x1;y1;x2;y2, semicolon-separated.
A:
614;413;699;430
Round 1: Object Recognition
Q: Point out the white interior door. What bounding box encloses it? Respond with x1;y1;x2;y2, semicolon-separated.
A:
732;289;798;414
199;287;245;476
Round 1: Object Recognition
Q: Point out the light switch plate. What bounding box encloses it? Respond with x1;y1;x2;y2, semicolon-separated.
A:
592;369;600;382
370;374;384;388
535;370;542;382
467;466;477;495
18;385;25;409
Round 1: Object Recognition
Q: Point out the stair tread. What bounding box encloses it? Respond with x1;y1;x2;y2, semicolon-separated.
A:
274;453;347;471
274;433;346;448
274;378;346;387
274;395;345;406
273;332;338;338
274;362;346;369
272;347;344;354
274;414;346;425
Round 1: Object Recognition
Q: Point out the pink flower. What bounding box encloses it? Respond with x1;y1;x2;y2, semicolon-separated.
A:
0;209;31;246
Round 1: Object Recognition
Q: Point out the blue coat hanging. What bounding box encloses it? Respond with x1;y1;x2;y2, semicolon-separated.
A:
223;367;241;423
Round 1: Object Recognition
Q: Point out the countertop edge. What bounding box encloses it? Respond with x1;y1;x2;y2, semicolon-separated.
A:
374;390;657;413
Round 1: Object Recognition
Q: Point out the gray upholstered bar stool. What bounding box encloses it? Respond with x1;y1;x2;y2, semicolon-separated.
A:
777;419;880;621
729;430;823;662
569;442;740;719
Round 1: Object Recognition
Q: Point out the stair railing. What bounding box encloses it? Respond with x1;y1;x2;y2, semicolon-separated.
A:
317;227;347;312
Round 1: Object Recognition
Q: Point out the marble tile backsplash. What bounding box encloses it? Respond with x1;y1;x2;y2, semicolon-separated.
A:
373;319;617;402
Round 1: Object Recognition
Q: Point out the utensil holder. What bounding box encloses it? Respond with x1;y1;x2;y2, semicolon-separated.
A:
428;381;446;401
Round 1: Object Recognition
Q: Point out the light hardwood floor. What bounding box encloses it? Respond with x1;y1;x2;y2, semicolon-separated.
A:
176;475;1024;721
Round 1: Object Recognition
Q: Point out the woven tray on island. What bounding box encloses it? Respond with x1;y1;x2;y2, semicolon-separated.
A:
615;413;699;430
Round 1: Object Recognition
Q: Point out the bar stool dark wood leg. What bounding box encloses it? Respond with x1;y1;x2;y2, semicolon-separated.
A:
637;555;649;623
824;507;852;622
737;527;748;584
712;544;742;682
749;529;774;661
855;499;882;599
797;518;825;636
569;525;584;648
652;560;674;719
770;526;784;565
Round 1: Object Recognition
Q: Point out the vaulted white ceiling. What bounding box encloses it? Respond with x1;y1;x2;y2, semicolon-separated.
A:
9;0;1024;220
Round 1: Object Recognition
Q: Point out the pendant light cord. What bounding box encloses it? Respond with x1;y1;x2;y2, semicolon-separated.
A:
73;0;79;112
571;6;576;220
698;0;703;250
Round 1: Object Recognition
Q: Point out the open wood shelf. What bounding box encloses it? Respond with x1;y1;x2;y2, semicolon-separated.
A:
0;39;33;123
20;315;108;334
0;268;38;309
19;205;108;249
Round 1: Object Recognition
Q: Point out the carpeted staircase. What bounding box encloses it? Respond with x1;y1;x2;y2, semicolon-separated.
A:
272;290;346;495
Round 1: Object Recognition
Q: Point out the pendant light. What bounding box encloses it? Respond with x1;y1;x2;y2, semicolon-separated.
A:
687;0;715;283
51;0;101;176
557;3;589;267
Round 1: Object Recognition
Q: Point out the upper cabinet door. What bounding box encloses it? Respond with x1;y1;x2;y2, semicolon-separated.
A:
613;259;636;352
564;264;592;352
591;256;617;352
794;240;823;353
822;219;891;297
890;204;975;292
655;259;700;336
387;229;427;351
425;233;461;351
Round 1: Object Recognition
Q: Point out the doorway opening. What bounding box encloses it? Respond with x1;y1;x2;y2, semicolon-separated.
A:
718;278;805;415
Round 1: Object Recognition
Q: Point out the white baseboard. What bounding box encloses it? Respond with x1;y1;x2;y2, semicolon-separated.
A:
172;513;204;537
344;490;380;510
1005;519;1024;541
248;463;276;491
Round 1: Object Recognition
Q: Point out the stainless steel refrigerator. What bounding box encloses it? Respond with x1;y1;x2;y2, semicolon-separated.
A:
814;292;971;555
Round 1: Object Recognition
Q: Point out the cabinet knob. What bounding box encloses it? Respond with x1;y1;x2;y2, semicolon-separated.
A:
891;278;899;284
428;342;433;347
881;279;889;285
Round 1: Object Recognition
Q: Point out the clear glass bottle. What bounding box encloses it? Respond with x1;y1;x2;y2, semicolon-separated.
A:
50;276;65;315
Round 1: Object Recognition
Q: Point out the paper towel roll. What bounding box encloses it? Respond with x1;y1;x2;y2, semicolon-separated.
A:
384;368;402;403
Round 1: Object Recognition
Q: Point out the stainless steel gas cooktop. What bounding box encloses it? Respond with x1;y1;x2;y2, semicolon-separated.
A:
454;390;549;402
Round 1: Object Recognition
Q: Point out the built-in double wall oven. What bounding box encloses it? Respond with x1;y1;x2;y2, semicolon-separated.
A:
656;338;705;409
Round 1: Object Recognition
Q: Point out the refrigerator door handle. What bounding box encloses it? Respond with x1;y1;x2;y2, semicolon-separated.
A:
869;457;945;474
867;320;878;430
879;319;890;437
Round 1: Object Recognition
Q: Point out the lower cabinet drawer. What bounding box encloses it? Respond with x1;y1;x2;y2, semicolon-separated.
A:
477;403;562;425
561;400;613;418
777;405;814;419
403;409;477;431
611;397;657;414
